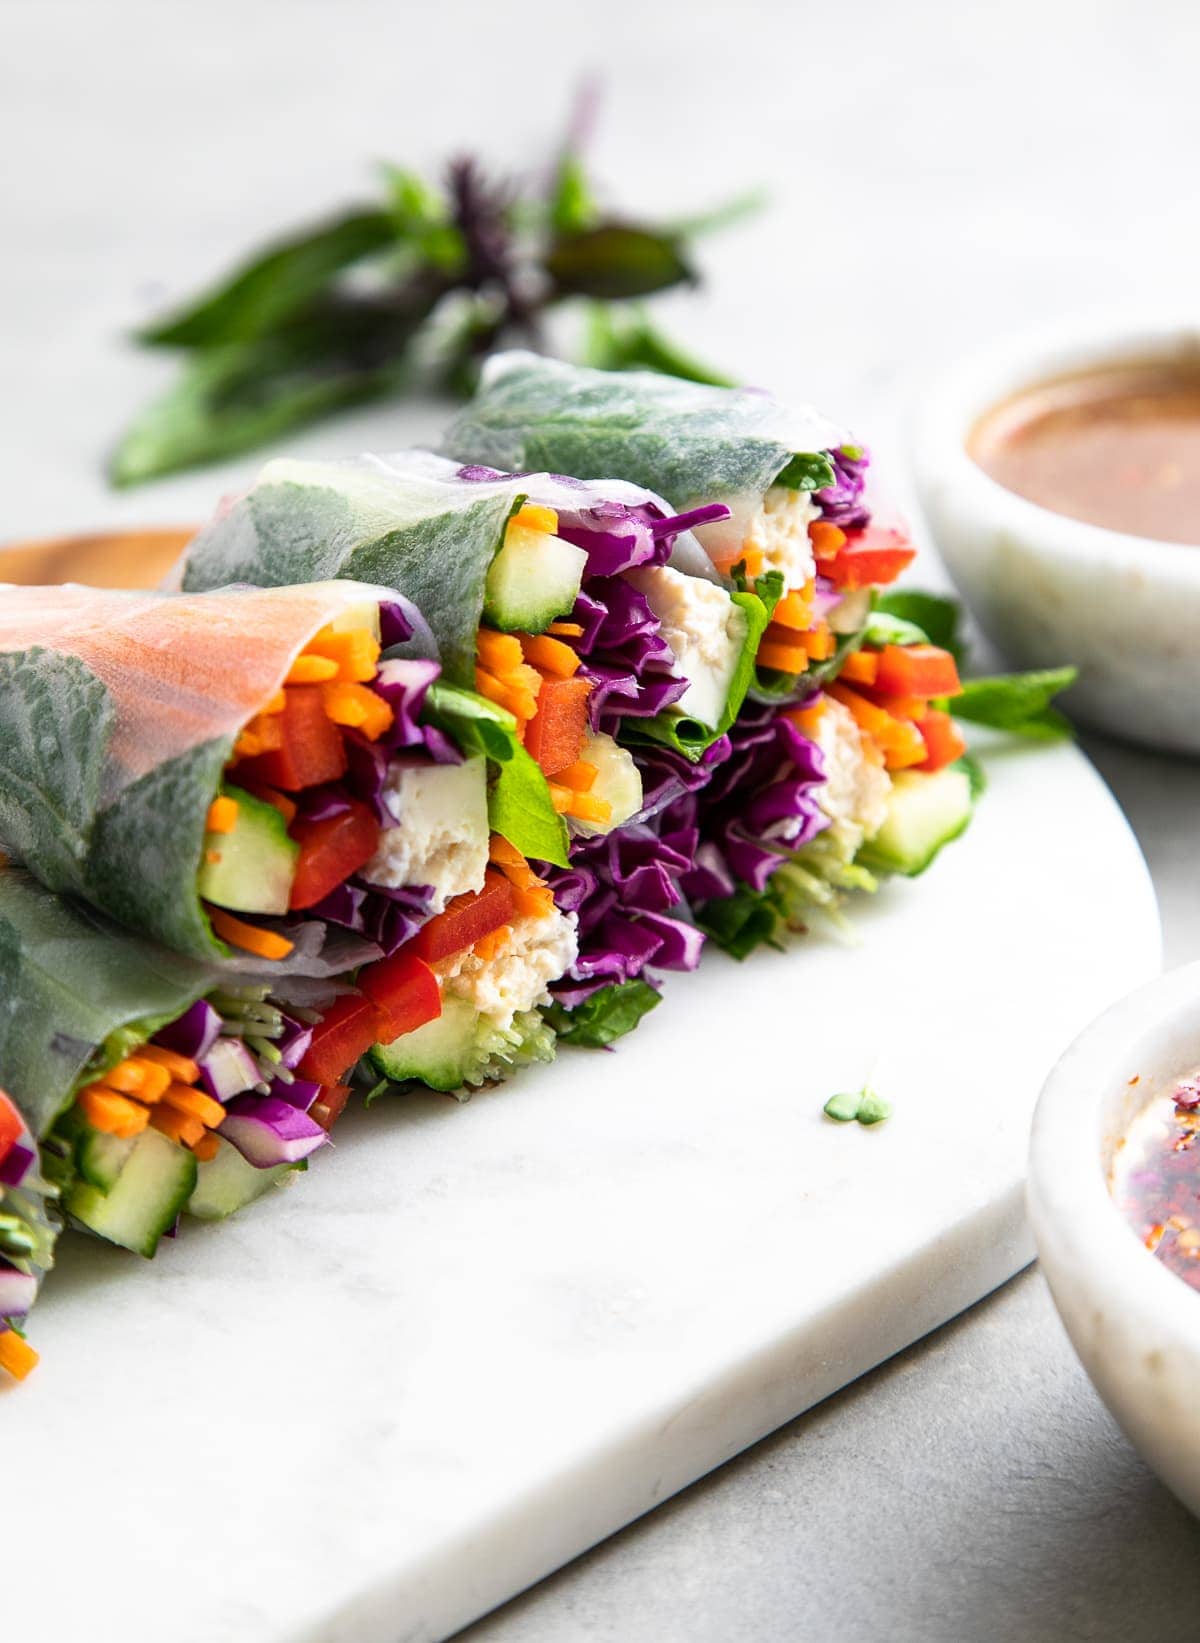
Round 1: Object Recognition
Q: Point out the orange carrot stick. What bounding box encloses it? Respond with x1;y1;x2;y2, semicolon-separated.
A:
520;634;581;677
77;1086;150;1138
159;1081;226;1128
0;1329;39;1381
136;1045;201;1085
205;795;240;834
208;908;294;960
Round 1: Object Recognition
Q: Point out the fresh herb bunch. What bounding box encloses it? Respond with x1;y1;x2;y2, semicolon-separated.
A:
111;111;758;487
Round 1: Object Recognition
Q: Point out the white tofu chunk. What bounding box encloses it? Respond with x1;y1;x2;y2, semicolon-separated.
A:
626;564;747;729
692;486;820;591
437;906;579;1028
364;755;489;913
812;697;892;852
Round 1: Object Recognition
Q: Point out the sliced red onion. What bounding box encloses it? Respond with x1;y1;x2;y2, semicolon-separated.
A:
268;1075;322;1112
0;1143;35;1188
0;1267;37;1317
154;999;222;1061
276;1017;314;1070
198;1038;261;1102
219;1096;327;1168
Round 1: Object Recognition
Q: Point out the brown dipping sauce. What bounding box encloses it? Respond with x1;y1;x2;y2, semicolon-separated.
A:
970;357;1200;545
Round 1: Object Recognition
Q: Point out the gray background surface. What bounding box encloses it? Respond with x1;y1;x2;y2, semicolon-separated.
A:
5;1;1200;1637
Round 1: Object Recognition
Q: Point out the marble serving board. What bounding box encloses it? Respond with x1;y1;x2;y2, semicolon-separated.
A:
4;736;1158;1643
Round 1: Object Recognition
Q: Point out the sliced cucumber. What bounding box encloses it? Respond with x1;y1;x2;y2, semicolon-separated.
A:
371;996;479;1093
197;783;299;916
66;1127;198;1258
484;521;588;634
858;766;974;878
76;1127;136;1194
570;732;643;838
187;1137;294;1222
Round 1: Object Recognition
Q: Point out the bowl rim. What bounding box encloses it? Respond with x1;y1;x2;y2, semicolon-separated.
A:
911;309;1200;571
1029;958;1200;1356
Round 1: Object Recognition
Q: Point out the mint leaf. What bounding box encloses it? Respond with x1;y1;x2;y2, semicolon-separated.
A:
425;681;569;867
544;980;662;1047
773;451;836;492
874;590;964;660
950;668;1077;740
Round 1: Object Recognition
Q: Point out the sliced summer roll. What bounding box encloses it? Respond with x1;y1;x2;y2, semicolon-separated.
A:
440;352;919;691
0;579;585;1096
176;452;773;1012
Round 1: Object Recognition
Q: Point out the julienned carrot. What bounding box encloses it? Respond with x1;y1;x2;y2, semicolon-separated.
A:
286;653;339;684
234;712;284;760
159;1081;226;1129
477;628;525;674
757;640;809;675
827;683;926;771
787;699;827;737
547;621;584;638
838;650;879;687
525;675;591;776
150;1106;206;1149
475;666;539;725
99;1057;171;1102
555;760;598;793
305;626;381;683
799;622;835;661
208;907;295;961
549;783;612;824
136;1044;201;1085
472;926;511;962
191;1131;221;1164
488;835;556;918
320;681;393;741
0;1329;38;1381
205;795;240;834
520;633;581;677
809;521;847;562
771;586;816;633
512;502;558;534
78;1086;150;1138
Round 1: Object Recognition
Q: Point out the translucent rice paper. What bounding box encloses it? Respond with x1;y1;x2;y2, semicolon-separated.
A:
179;449;719;685
0;579;398;963
440;350;850;508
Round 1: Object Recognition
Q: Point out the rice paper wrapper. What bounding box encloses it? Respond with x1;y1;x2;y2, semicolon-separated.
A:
179;449;723;688
440;350;849;510
0;579;400;964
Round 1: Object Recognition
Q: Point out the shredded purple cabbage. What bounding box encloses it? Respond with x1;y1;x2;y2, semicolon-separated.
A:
676;701;828;896
310;878;434;958
815;447;871;530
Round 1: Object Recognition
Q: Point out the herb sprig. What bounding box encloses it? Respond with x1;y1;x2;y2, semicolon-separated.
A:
111;105;754;487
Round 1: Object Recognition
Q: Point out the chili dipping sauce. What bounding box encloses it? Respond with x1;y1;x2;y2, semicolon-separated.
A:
1112;1073;1200;1292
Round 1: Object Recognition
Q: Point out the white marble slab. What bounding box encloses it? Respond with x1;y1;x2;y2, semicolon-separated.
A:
3;735;1157;1642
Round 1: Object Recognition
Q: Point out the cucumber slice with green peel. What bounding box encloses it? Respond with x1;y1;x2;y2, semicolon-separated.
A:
371;997;480;1093
483;523;588;634
187;1137;294;1221
858;766;974;878
197;783;299;916
66;1127;198;1257
76;1127;136;1194
570;732;644;838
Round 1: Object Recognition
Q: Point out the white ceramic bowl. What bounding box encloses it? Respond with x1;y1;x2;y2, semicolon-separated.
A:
1029;960;1200;1515
912;315;1200;753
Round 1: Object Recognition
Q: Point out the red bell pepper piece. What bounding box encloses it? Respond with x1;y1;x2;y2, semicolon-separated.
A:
524;675;592;777
237;685;348;791
309;1083;352;1133
297;994;383;1085
288;800;380;911
0;1091;23;1169
410;870;516;963
915;709;968;772
359;949;442;1041
827;527;916;591
872;644;962;700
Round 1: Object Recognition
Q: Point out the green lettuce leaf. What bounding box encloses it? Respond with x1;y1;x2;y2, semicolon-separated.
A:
543;980;662;1046
424;681;569;867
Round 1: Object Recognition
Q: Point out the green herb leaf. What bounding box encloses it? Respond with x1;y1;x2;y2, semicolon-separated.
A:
694;882;783;961
549;154;599;236
137;210;397;349
856;1090;893;1125
543;980;662;1047
381;167;465;272
823;1090;862;1122
874;590;964;660
862;611;930;649
773;451;837;492
669;189;768;239
424;681;569;867
582;305;733;387
546;224;694;300
949;667;1078;740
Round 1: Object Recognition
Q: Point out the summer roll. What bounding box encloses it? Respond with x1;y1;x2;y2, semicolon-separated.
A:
441;352;920;684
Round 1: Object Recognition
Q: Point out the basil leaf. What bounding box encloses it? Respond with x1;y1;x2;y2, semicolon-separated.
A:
874;590;964;660
773;451;837;492
138;210;397;349
582;305;733;388
546;224;694;300
543;980;662;1047
425;681;569;867
950;668;1078;740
